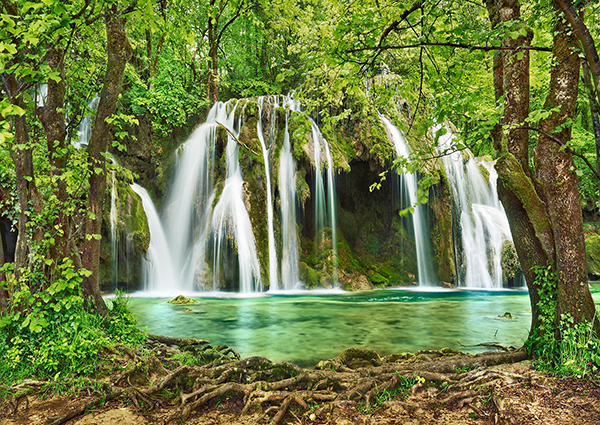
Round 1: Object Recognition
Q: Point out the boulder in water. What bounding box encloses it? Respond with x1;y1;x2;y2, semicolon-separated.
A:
168;295;196;304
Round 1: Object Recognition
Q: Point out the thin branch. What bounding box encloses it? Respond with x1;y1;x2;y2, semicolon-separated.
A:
215;120;260;156
348;41;552;54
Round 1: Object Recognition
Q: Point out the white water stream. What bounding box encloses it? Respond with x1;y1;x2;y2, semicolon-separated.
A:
257;97;279;289
381;116;434;286
437;126;513;288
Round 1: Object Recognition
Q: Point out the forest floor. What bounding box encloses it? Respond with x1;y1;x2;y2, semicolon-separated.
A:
2;336;600;425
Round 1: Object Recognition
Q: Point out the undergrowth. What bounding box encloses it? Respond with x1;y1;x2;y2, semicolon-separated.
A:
0;259;146;393
526;265;600;378
358;373;425;413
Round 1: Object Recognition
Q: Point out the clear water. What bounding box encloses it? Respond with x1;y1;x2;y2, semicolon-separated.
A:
124;288;565;367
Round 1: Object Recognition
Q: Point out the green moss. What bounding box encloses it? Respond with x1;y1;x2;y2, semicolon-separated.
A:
168;295;197;304
501;239;521;282
370;272;388;285
585;234;600;278
299;262;319;288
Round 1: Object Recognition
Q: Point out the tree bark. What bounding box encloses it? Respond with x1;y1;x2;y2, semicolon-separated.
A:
36;47;70;264
3;75;42;281
486;0;555;333
81;8;132;315
486;0;600;338
581;60;600;192
554;0;600;109
533;15;600;333
207;3;219;104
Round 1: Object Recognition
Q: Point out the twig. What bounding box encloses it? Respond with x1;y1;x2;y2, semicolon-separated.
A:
215;120;260;156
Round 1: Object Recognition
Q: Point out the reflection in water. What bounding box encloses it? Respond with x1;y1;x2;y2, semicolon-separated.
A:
125;289;600;367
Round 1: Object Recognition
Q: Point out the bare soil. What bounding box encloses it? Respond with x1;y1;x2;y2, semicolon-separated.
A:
2;337;600;425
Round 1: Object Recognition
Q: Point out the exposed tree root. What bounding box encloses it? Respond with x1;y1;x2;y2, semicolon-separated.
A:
1;337;533;424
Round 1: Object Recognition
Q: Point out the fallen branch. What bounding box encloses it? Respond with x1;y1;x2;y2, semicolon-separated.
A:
215;120;260;156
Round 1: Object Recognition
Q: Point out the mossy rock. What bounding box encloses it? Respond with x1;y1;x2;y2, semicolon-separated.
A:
168;295;197;304
501;239;521;282
585;234;600;278
370;272;388;285
337;347;382;369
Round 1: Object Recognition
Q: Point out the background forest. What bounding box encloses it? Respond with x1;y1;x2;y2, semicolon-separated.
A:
1;0;600;399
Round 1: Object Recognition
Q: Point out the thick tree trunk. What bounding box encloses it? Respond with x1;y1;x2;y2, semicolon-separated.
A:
555;0;600;109
581;60;600;192
36;47;70;264
486;0;600;338
81;9;132;315
487;0;555;333
4;75;42;281
533;16;600;333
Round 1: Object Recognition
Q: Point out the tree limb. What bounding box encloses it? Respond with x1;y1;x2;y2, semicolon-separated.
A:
215;120;260;156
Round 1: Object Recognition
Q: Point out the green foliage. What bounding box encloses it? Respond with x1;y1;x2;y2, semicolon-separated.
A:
525;264;558;360
358;373;425;413
0;262;145;384
526;265;600;378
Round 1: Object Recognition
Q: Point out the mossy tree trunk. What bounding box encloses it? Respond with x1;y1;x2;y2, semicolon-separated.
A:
534;14;598;331
486;0;600;338
82;7;133;316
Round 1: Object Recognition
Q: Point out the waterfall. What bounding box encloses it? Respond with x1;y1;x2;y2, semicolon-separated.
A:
278;110;300;290
211;114;262;293
323;140;338;284
131;183;178;292
74;95;99;149
133;96;342;294
285;100;338;286
437;126;513;289
257;97;279;289
381;116;435;285
110;170;118;288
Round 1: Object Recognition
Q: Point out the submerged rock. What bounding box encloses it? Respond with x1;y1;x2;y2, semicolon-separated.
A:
168;295;197;304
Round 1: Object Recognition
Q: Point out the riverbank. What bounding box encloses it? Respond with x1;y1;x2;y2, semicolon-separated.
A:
2;335;600;425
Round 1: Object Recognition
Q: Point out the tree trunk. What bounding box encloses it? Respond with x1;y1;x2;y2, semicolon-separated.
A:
581;60;600;193
486;0;600;339
533;15;600;333
4;75;42;281
554;0;600;109
487;0;555;333
81;8;132;315
207;14;219;103
36;47;70;265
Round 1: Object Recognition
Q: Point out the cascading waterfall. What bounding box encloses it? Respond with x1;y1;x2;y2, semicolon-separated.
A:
286;100;338;286
323;140;338;284
257;97;279;289
134;96;342;294
131;183;178;292
381;115;435;285
437;126;513;288
211;113;263;293
278;109;300;290
75;95;100;149
110;170;118;287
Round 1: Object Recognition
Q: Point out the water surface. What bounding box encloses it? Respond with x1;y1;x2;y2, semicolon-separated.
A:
127;288;548;367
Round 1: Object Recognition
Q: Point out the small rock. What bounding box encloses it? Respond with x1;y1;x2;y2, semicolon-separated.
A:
168;295;196;304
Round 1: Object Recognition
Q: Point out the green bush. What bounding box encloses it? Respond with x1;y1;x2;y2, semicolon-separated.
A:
0;259;145;384
526;264;600;378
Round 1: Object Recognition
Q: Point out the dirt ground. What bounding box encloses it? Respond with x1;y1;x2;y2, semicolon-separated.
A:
3;360;600;425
